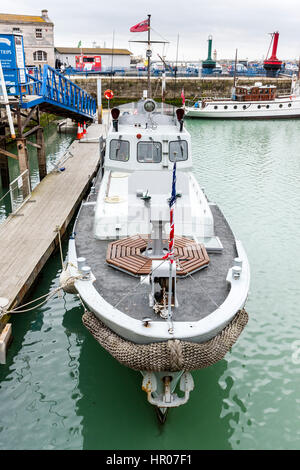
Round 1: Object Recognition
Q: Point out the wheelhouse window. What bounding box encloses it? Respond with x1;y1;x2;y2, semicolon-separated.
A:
35;28;43;39
33;50;47;61
137;141;162;163
109;139;130;161
169;140;188;162
13;27;20;33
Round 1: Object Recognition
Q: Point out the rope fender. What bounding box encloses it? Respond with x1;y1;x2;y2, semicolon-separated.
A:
82;309;248;372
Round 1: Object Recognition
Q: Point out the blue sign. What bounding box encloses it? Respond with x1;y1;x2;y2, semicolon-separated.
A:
0;34;26;95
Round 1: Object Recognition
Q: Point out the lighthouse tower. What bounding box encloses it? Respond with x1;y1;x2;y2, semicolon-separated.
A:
202;35;216;74
263;32;282;77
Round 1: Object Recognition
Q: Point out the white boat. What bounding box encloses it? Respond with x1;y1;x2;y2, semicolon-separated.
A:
185;77;300;119
64;98;250;421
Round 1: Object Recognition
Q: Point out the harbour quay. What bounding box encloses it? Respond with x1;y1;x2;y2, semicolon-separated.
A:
73;76;292;102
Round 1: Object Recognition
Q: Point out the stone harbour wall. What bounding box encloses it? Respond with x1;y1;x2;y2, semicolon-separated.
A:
74;76;292;103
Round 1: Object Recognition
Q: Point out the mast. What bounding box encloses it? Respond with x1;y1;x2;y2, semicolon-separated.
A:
233;48;238;88
147;14;151;98
129;17;169;99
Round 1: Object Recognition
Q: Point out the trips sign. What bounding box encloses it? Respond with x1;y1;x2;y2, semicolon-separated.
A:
0;34;26;95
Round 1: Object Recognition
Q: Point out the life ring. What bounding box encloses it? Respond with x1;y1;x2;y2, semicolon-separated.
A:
104;89;114;100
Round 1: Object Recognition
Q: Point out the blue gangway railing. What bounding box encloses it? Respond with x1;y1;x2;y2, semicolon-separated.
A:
19;64;96;120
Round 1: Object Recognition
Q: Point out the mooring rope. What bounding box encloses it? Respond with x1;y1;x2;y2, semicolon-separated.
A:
0;274;82;319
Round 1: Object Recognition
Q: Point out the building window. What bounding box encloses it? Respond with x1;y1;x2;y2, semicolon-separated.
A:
35;28;43;39
33;50;47;61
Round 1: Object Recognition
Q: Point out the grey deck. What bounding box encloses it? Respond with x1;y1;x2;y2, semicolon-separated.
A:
74;187;237;322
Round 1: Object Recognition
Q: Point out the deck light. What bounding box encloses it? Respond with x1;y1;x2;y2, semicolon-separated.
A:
144;99;156;113
176;108;185;121
111;108;120;120
111;108;120;132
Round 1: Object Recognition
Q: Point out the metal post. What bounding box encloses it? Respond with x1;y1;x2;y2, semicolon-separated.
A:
233;48;238;89
167;260;173;327
97;78;102;124
0;125;9;187
0;61;16;139
36;127;47;180
17;137;30;198
147;14;151;98
162;71;166;104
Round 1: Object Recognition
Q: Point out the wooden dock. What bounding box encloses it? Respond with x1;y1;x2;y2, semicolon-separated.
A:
0;122;106;329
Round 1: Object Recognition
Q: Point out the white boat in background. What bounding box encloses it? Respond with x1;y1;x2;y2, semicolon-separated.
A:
63;97;250;422
185;76;300;119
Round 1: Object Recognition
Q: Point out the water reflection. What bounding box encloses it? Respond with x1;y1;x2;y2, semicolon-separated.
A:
65;299;235;450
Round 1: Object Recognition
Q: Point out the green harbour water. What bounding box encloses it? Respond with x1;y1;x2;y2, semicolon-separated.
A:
1;117;300;450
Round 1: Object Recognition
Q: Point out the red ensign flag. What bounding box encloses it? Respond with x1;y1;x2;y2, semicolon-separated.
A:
181;88;185;105
130;19;149;32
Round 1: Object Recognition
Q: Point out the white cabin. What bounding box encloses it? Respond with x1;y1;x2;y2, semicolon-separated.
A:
93;101;218;249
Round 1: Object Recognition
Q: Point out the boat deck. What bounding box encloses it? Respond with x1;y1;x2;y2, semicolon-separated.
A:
75;198;238;322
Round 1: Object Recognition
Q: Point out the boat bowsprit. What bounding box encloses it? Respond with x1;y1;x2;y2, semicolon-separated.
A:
65;98;250;421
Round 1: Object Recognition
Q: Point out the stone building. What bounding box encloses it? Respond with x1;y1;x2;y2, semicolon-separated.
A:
55;47;132;71
0;10;55;67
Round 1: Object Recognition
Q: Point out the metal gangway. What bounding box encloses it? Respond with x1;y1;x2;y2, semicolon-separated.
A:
18;64;96;121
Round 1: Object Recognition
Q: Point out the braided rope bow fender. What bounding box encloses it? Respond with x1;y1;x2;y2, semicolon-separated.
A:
82;309;248;372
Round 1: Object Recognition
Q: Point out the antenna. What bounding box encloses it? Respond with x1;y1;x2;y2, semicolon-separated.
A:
109;30;115;89
173;34;179;102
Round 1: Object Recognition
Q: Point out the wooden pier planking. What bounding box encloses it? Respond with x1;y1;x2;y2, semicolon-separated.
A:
0;122;106;314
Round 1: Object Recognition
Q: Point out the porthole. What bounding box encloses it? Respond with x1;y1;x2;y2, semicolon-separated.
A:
233;105;237;109
257;105;261;109
214;105;218;109
266;105;269;109
279;104;283;108
243;105;246;110
288;103;292;107
224;105;228;110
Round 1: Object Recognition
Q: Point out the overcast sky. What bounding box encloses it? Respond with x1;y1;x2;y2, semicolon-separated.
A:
3;0;300;62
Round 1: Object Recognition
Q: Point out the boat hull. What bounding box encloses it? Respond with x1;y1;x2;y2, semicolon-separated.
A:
185;97;300;119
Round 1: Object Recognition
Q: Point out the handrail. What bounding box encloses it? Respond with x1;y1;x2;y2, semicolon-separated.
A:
17;65;96;119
